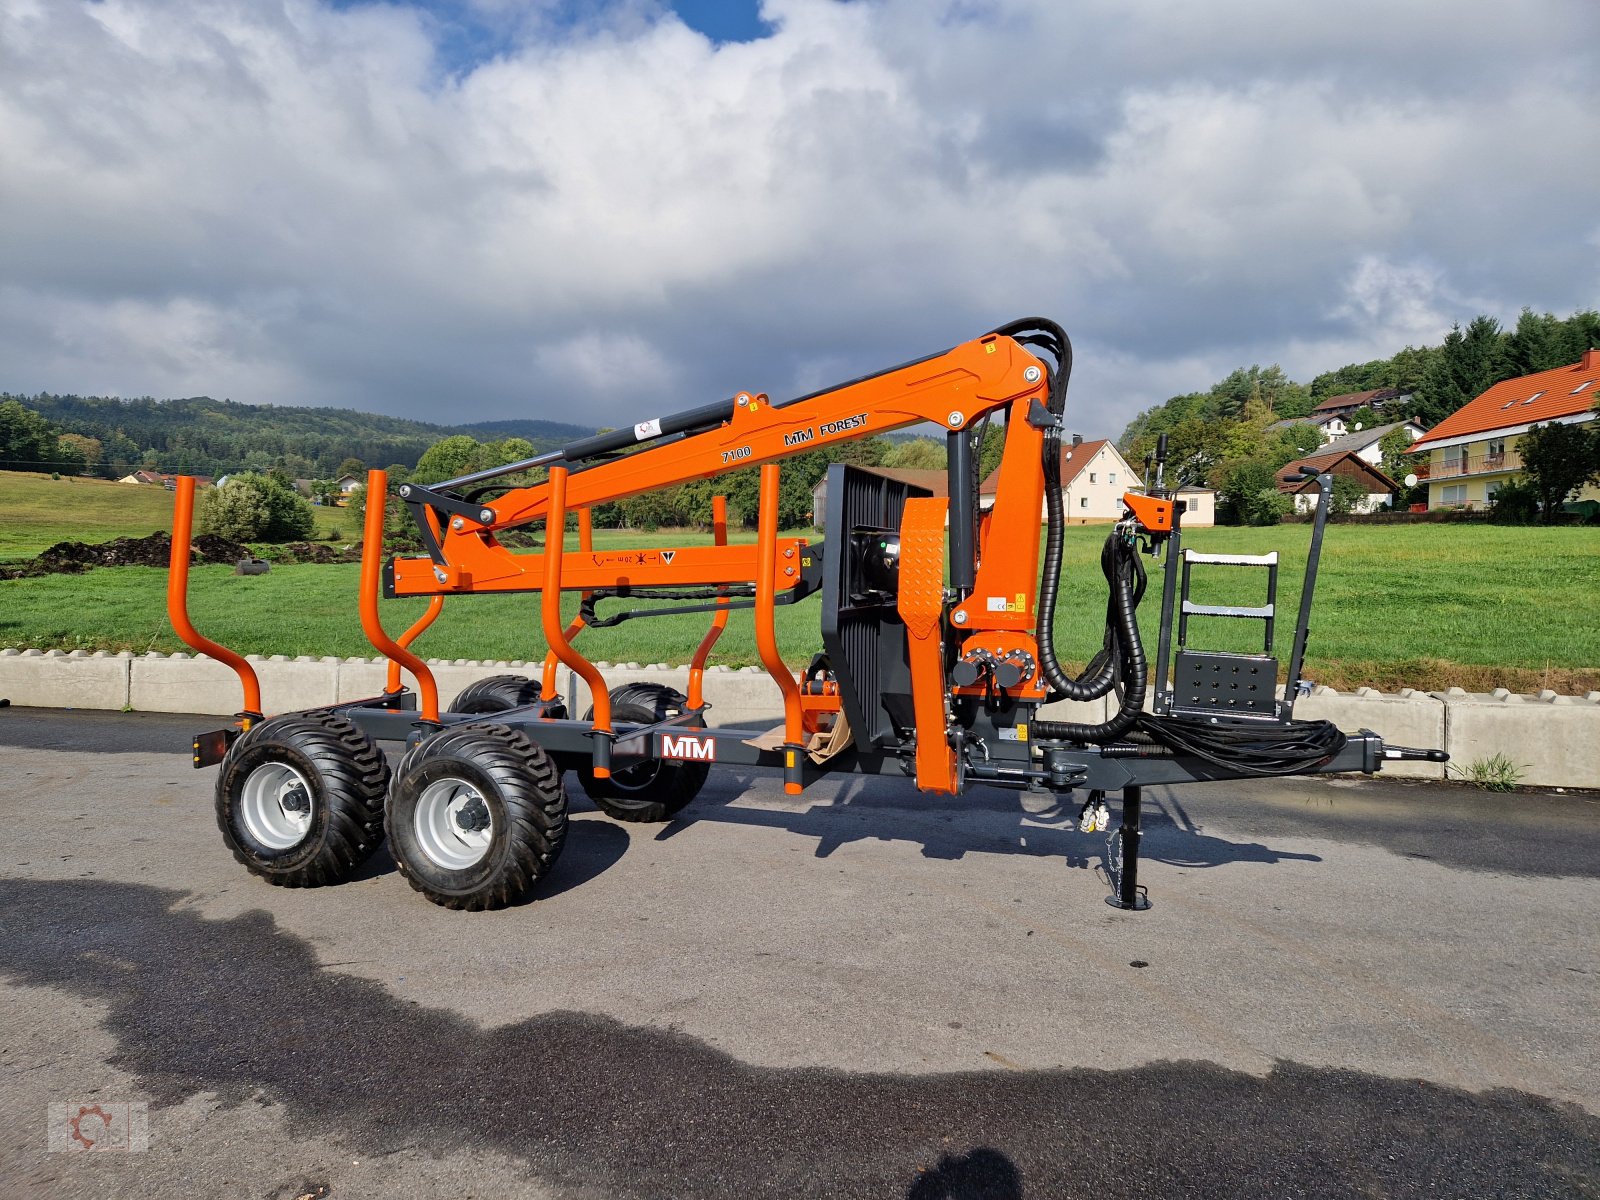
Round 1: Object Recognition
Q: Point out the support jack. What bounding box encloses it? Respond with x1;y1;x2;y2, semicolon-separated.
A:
1106;784;1153;911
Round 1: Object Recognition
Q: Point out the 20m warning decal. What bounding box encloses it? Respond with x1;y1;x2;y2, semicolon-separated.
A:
661;734;716;761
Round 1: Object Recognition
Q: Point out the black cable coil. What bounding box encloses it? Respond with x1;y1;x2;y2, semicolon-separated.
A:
1131;712;1348;776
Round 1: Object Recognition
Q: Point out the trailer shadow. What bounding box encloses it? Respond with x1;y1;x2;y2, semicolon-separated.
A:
3;876;1595;1199
345;812;634;903
658;768;1321;877
339;762;1316;902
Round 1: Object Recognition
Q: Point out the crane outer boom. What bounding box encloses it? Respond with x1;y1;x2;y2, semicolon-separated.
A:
387;331;1047;599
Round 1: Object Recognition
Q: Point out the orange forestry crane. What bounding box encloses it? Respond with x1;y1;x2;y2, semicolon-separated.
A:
168;318;1445;911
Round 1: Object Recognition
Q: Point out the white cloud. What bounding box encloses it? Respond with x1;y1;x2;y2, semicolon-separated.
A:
0;0;1596;437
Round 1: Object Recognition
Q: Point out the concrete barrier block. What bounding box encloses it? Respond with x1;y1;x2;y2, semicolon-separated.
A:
1295;685;1447;779
255;656;341;713
129;652;249;714
0;648;131;710
9;641;1598;791
419;660;492;708
128;653;340;715
335;658;392;702
698;670;787;727
1036;693;1112;726
1434;691;1600;789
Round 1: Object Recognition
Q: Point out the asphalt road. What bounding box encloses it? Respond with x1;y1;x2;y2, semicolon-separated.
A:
2;707;1597;1199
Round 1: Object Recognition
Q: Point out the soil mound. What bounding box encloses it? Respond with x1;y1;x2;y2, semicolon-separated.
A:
266;541;359;565
2;532;251;579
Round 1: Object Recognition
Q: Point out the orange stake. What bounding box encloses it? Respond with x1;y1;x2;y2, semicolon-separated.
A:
358;470;439;722
754;464;804;793
166;475;262;722
386;594;444;695
542;468;611;776
542;506;593;701
686;495;730;710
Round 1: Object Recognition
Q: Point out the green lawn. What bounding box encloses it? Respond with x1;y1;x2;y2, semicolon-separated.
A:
2;521;1596;692
0;472;181;560
0;471;346;560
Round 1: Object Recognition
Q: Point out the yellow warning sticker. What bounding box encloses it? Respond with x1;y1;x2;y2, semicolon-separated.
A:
786;750;796;768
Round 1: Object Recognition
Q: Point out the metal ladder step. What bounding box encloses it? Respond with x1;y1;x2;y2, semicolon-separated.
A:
1180;601;1275;620
1182;551;1278;567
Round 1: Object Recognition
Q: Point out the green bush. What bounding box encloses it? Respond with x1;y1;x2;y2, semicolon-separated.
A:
1489;476;1540;524
1240;487;1292;526
197;472;315;543
1328;474;1369;516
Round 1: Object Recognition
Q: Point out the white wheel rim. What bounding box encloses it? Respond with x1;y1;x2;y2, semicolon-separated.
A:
240;762;315;850
414;778;494;870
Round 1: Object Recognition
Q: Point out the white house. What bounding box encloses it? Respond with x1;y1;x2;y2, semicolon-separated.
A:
1268;413;1349;442
1313;419;1426;465
1175;484;1216;527
980;437;1142;523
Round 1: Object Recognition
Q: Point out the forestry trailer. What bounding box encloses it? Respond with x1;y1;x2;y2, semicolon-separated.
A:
167;318;1446;911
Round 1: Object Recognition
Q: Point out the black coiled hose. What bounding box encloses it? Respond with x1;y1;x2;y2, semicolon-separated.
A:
987;319;1109;704
1030;533;1150;743
988;318;1151;743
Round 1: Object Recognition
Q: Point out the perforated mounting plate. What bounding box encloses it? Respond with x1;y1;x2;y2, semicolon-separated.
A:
1171;650;1279;718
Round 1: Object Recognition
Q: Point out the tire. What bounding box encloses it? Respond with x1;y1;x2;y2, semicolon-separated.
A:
215;710;390;888
594;682;704;727
576;686;709;823
448;674;545;715
447;672;575;774
386;723;567;911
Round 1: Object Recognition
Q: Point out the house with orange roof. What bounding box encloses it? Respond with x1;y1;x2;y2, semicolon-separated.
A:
979;435;1144;523
1409;350;1600;510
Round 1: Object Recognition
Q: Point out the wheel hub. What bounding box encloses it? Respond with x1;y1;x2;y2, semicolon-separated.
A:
454;795;490;832
239;762;316;851
414;778;494;870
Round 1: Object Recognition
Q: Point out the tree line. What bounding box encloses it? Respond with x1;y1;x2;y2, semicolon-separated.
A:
1118;307;1600;521
0;391;591;481
342;425;1004;542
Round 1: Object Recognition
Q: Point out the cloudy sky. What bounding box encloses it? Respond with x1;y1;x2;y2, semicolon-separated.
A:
2;0;1597;437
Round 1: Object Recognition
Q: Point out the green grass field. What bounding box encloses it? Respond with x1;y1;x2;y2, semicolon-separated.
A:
2;515;1595;692
0;471;346;560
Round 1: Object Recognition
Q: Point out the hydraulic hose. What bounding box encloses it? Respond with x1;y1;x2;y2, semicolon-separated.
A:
988;318;1118;705
990;317;1347;763
991;318;1155;740
1031;535;1149;744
